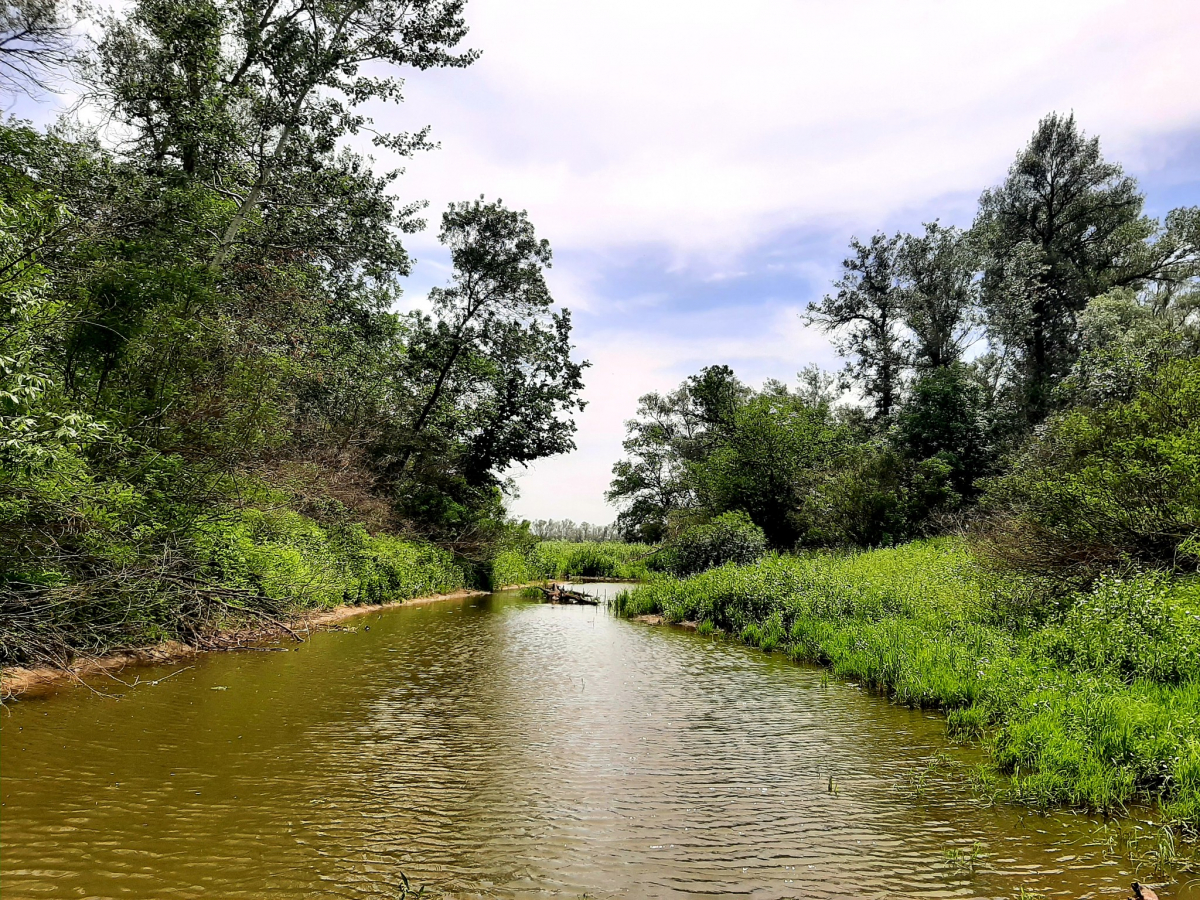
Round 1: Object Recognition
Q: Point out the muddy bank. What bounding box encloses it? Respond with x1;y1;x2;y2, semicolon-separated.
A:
1;588;485;700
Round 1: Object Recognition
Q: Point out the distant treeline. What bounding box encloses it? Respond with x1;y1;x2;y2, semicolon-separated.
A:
526;520;623;542
608;113;1199;585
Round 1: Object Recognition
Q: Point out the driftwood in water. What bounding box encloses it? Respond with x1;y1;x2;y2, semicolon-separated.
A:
536;584;599;605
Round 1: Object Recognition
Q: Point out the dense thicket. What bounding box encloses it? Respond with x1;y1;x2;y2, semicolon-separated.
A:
609;115;1199;583
0;0;588;664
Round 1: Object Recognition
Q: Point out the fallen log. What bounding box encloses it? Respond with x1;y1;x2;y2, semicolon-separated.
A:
535;585;599;605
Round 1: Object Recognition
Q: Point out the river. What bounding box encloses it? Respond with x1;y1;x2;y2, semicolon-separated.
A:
2;586;1193;899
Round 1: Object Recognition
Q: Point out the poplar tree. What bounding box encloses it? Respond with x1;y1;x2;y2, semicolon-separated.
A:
973;113;1150;423
896;222;980;371
90;0;477;268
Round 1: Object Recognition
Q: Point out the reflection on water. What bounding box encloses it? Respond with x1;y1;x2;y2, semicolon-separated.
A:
2;588;1193;899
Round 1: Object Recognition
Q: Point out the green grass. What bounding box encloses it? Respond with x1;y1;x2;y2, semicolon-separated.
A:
490;541;654;588
614;538;1200;835
0;498;467;666
195;508;467;609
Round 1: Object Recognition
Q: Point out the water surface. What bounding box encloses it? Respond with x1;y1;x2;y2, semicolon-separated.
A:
2;587;1193;899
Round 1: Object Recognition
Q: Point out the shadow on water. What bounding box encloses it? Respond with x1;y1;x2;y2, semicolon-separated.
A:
2;588;1196;899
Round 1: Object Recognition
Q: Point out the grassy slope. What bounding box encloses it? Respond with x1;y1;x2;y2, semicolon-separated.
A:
615;539;1200;834
2;496;467;666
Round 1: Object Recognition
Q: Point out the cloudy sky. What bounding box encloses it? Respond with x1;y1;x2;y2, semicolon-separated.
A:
17;0;1200;525
383;0;1200;524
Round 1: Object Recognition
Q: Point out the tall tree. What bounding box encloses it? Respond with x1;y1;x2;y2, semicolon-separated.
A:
605;367;747;541
805;233;905;419
458;311;587;487
897;222;980;370
973;113;1151;423
387;198;565;481
606;383;702;542
89;0;476;267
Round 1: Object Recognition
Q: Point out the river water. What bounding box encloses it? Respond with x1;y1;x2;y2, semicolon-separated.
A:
2;586;1194;899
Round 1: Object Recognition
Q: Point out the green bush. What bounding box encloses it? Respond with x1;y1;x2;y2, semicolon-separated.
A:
661;510;766;576
979;358;1200;580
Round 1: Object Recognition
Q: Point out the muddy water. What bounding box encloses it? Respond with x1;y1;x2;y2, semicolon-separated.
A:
2;586;1194;899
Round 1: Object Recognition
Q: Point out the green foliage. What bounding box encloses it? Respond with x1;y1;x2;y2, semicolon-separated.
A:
0;0;587;664
0;482;467;665
979;358;1200;579
892;364;996;498
615;540;1200;833
659;511;766;577
194;509;465;609
606;365;746;542
693;390;841;547
489;541;653;587
389;199;587;534
974;113;1157;423
489;548;539;589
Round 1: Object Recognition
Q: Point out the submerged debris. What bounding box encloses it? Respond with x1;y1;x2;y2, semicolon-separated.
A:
534;585;599;605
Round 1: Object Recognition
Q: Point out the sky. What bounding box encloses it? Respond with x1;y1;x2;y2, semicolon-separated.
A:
383;0;1200;524
13;0;1200;525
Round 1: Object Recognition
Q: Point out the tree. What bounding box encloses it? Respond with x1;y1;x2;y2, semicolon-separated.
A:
693;390;839;547
686;364;749;436
89;0;477;267
606;383;702;542
805;233;906;419
974;113;1152;423
896;222;980;370
1;0;73;95
605;366;748;541
457;311;587;487
892;364;994;498
387;198;578;486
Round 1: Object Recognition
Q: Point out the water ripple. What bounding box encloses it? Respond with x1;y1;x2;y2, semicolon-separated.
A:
2;590;1190;899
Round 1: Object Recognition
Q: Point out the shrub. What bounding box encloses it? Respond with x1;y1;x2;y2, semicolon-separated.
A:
664;511;766;577
978;358;1200;581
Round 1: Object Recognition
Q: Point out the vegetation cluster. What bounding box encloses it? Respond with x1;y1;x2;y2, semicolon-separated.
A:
648;510;767;577
607;114;1199;584
615;540;1200;834
1;0;590;665
490;540;652;587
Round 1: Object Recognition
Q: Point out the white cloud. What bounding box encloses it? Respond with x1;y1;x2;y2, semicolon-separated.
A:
378;0;1200;522
392;0;1200;256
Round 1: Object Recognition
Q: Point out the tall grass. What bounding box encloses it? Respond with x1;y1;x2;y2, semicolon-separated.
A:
490;541;654;588
0;506;467;666
615;539;1200;834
